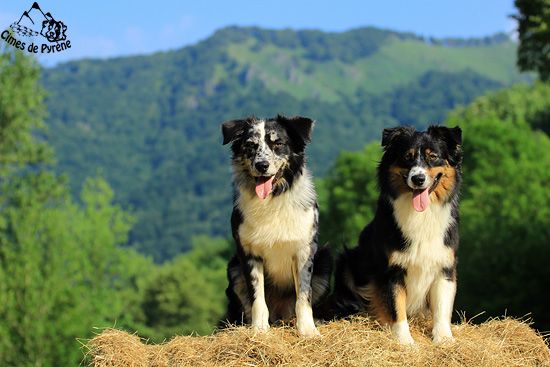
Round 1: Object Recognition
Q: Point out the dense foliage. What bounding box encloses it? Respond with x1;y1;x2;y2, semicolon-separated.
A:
41;27;522;261
124;236;232;342
0;49;135;366
448;83;550;330
514;0;550;80
0;49;230;366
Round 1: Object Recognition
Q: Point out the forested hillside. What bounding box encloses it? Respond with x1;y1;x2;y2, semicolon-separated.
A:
41;27;526;261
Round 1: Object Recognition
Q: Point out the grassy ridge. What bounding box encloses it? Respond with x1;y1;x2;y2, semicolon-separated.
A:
226;35;522;102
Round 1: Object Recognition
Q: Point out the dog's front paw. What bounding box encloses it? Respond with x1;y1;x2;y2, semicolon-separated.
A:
392;320;415;345
251;320;270;332
432;323;454;344
251;302;270;332
297;318;320;337
396;333;415;345
295;300;320;337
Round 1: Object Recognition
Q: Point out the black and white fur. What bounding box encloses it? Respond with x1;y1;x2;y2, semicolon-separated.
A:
333;125;462;344
220;115;331;337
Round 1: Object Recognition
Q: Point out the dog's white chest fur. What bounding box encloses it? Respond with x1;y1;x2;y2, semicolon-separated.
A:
390;194;455;315
237;173;316;286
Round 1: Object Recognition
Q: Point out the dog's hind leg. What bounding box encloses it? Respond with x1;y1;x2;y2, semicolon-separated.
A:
292;244;320;337
330;249;368;319
219;255;249;328
311;246;333;320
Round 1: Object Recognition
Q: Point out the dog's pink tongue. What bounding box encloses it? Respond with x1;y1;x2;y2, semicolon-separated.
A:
412;188;430;212
255;176;274;200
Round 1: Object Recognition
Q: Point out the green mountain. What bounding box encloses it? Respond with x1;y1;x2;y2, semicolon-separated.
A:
41;26;528;261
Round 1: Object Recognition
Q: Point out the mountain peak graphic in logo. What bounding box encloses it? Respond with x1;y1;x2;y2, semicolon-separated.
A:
10;2;67;42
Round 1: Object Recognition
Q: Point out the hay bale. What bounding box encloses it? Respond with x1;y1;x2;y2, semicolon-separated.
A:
85;317;550;367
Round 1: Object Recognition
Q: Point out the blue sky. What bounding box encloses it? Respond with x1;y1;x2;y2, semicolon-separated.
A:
1;1;517;66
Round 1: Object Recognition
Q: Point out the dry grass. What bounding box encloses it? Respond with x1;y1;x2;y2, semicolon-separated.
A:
86;317;550;367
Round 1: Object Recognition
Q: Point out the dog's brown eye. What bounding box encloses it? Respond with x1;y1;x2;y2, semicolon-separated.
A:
272;141;284;148
428;153;438;161
404;152;414;161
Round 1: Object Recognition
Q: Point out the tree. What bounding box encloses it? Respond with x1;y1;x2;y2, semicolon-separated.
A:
514;0;550;80
0;177;136;366
319;143;381;250
0;47;51;175
134;236;231;342
0;49;151;366
446;84;550;330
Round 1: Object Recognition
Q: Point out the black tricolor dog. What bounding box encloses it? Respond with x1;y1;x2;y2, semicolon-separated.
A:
333;125;462;344
220;115;331;337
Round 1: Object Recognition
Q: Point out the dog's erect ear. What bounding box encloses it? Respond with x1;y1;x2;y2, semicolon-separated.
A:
277;115;314;150
381;126;415;148
221;119;247;145
428;125;463;166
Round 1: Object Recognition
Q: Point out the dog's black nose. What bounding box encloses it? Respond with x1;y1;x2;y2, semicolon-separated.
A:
411;174;426;186
255;161;269;173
